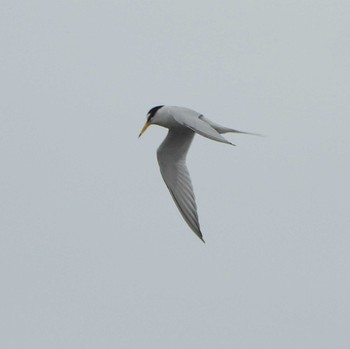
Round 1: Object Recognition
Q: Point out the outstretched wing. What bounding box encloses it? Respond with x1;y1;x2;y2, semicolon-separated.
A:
157;128;205;242
170;107;234;145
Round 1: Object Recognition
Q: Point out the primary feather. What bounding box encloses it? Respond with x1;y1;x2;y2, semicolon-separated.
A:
157;128;205;242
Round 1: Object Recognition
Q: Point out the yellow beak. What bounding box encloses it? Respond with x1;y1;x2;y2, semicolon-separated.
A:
138;121;151;138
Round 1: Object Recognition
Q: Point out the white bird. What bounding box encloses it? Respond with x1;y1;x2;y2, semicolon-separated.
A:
139;105;257;242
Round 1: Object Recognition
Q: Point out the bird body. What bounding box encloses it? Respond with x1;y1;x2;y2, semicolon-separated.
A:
139;105;256;242
151;106;234;144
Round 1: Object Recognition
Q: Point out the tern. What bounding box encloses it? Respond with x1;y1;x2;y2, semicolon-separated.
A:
139;105;257;242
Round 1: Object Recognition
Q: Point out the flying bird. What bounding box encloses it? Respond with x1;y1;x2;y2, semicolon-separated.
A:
139;105;257;242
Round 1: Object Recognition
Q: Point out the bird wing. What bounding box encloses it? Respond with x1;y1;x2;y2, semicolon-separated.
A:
171;107;234;145
157;128;205;242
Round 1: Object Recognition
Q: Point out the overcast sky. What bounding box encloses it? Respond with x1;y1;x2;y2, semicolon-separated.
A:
1;1;350;348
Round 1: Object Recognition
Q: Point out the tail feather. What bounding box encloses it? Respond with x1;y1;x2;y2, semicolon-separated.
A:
224;128;263;137
199;115;262;136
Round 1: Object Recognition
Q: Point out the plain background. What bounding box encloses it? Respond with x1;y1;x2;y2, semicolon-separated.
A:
1;1;349;348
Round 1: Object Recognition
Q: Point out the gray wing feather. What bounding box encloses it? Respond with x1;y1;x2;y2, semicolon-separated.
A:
157;129;205;242
171;108;234;145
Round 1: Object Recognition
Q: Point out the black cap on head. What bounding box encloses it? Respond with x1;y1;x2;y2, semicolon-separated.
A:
147;105;164;122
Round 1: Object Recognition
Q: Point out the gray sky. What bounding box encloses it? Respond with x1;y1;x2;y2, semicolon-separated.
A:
1;1;350;348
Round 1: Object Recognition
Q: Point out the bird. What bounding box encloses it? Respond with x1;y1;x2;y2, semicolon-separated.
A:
139;105;258;242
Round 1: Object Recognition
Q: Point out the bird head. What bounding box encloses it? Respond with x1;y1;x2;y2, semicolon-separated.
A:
138;105;164;137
